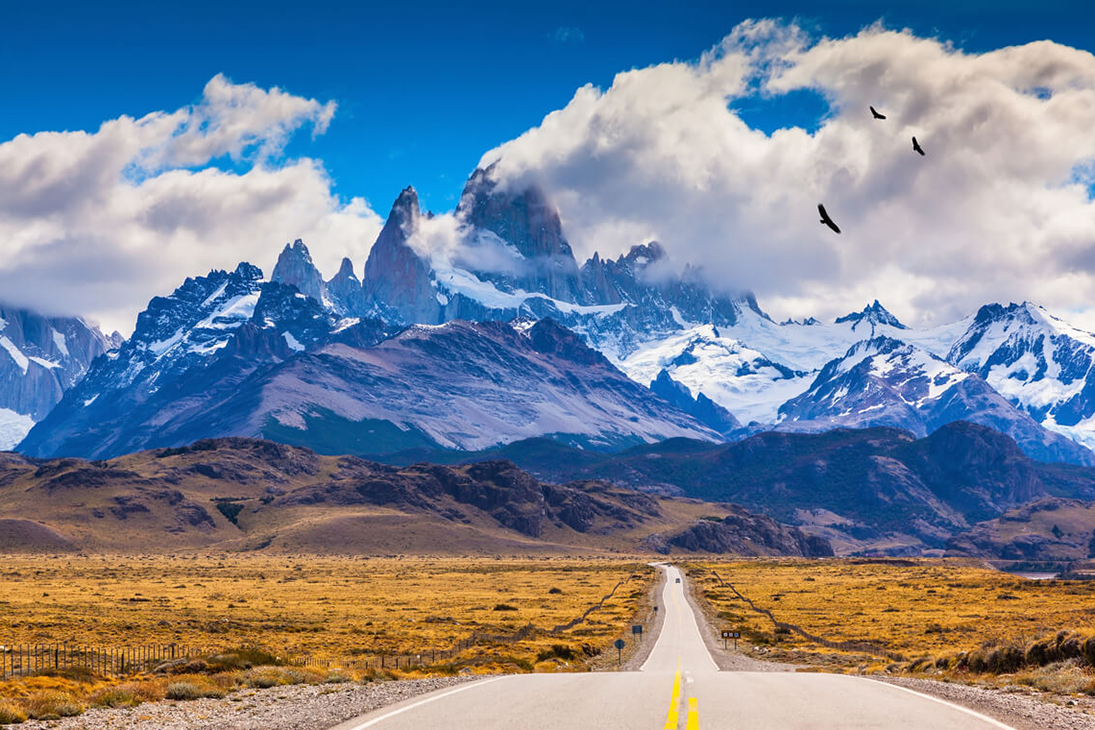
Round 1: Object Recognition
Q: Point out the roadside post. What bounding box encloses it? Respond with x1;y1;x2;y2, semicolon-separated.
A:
614;638;625;667
721;629;740;651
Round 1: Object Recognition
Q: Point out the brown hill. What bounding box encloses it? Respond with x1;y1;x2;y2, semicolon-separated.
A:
0;438;827;556
946;497;1095;565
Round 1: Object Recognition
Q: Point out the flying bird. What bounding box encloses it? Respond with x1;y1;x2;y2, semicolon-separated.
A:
818;204;841;234
912;137;926;156
870;106;886;120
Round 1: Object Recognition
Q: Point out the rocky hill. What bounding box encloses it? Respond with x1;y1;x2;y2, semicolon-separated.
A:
0;437;827;556
946;497;1095;565
398;422;1095;555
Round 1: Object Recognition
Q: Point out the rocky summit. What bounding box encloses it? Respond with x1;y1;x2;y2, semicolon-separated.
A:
18;166;1095;472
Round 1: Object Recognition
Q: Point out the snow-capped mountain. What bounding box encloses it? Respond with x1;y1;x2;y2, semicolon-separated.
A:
0;305;114;448
18;241;720;458
945;302;1095;451
355;173;763;358
157;318;721;454
606;292;1095;463
777;336;1093;465
19;164;1095;467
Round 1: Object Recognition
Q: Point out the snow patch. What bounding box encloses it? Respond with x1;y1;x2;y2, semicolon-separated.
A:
51;328;69;358
28;356;61;370
0;337;29;374
283;332;305;352
0;408;34;450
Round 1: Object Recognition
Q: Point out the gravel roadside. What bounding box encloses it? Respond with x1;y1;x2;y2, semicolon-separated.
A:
16;676;479;730
873;676;1095;730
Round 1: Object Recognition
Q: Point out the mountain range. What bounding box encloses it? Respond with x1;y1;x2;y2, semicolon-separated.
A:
17;167;1095;471
388;422;1095;557
0;437;829;556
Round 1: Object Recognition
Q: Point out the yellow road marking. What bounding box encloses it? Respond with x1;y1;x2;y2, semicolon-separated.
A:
664;571;687;729
686;697;698;730
664;665;681;729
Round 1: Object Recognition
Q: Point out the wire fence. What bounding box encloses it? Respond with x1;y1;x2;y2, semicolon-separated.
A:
1;572;646;681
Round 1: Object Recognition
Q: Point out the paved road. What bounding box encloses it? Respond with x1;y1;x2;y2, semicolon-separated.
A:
331;564;1013;729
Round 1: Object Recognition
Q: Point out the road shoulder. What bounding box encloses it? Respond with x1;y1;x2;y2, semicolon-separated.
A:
679;564;796;672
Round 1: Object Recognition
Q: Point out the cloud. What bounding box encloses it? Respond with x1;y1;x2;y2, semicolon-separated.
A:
480;20;1095;327
0;75;381;334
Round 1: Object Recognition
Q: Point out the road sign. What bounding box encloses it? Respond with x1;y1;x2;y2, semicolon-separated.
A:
653;605;658;612
614;639;625;649
721;629;740;650
614;638;625;667
632;624;643;635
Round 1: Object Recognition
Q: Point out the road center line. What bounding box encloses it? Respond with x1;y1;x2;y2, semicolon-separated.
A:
664;663;682;729
686;697;698;730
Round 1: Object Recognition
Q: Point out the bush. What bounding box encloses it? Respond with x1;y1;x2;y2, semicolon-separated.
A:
21;690;83;720
536;644;576;663
89;687;142;708
121;680;167;703
239;666;322;688
0;702;27;725
204;647;283;672
165;681;225;700
493;603;518;611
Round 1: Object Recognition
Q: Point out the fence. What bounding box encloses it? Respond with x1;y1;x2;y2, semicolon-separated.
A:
1;572;646;680
707;570;906;661
0;643;209;681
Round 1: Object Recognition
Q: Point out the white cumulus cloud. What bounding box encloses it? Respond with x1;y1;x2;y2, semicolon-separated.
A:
480;20;1095;328
0;75;382;334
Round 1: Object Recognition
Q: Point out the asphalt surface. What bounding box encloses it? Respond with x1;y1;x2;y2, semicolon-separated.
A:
330;564;1014;729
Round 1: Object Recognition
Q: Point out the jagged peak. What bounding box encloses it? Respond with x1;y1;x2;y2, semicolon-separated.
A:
386;185;422;232
842;335;910;359
273;239;315;268
232;261;264;282
332;257;358;282
781;316;821;326
972;301;1047;327
835;300;907;330
621;241;667;265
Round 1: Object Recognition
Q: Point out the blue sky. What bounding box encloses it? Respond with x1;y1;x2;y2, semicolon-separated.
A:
4;0;1095;335
2;0;1089;214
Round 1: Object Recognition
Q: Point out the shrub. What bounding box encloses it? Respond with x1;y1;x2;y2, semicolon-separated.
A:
21;690;83;720
89;687;142;708
0;702;27;724
121;680;167;703
536;644;576;663
166;682;204;701
548;587;563;594
165;680;225;700
493;603;518;611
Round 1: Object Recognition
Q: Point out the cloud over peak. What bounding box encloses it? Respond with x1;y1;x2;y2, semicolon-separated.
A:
480;20;1095;328
0;75;379;333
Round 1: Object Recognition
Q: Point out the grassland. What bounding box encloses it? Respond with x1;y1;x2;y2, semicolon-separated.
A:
0;554;654;719
1;555;651;664
687;558;1095;692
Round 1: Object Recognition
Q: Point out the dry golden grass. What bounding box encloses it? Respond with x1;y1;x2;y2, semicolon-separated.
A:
688;558;1095;667
1;554;650;669
0;554;654;716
